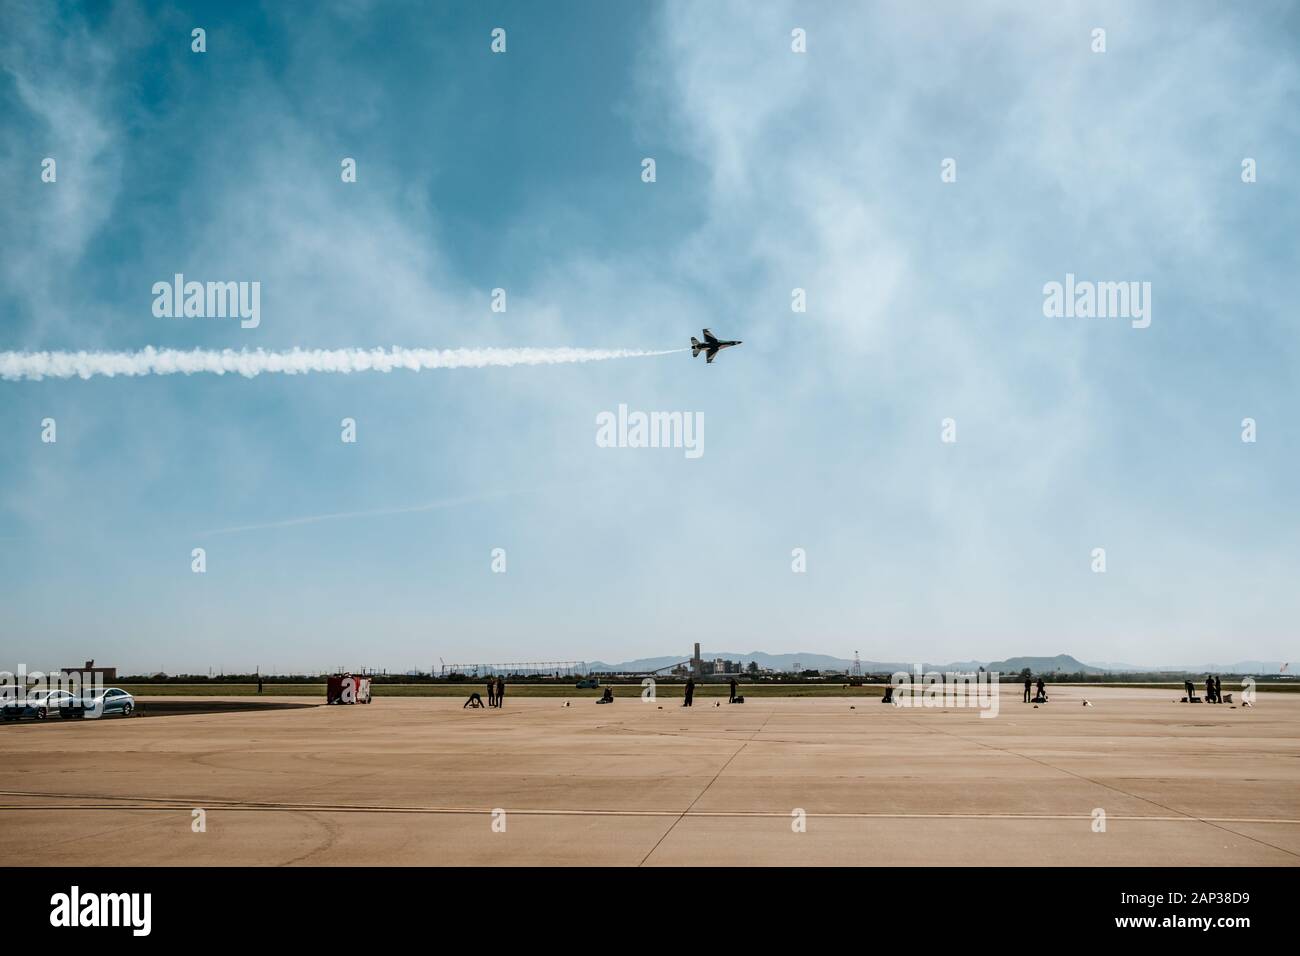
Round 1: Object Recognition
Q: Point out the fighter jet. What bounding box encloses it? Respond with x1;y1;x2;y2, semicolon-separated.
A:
690;328;743;364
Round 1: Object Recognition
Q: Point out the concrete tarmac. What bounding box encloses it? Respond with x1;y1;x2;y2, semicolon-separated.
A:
3;684;1297;866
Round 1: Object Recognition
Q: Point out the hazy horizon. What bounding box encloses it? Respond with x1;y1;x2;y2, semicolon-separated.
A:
22;647;1292;679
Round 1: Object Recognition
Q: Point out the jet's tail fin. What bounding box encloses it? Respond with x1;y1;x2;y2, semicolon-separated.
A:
690;336;702;357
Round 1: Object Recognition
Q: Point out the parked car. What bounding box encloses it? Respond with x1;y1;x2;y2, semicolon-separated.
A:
575;677;600;689
59;688;136;719
1;689;76;720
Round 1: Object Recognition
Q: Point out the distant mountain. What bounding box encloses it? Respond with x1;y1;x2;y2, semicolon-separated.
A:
983;654;1104;675
711;651;858;672
584;655;691;673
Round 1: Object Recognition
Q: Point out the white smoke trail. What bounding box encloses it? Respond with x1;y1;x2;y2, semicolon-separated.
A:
0;346;687;381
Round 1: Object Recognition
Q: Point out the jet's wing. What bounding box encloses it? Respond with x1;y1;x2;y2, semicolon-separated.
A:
706;347;719;364
702;328;718;344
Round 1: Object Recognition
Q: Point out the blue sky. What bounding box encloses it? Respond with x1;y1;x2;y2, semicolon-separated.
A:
2;0;1297;673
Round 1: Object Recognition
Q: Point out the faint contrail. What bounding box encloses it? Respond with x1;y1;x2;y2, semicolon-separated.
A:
201;489;527;536
0;346;687;381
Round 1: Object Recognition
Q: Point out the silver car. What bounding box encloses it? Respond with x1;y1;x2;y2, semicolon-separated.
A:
1;689;77;720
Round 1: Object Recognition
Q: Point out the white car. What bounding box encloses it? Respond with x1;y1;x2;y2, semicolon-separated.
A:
62;688;136;719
